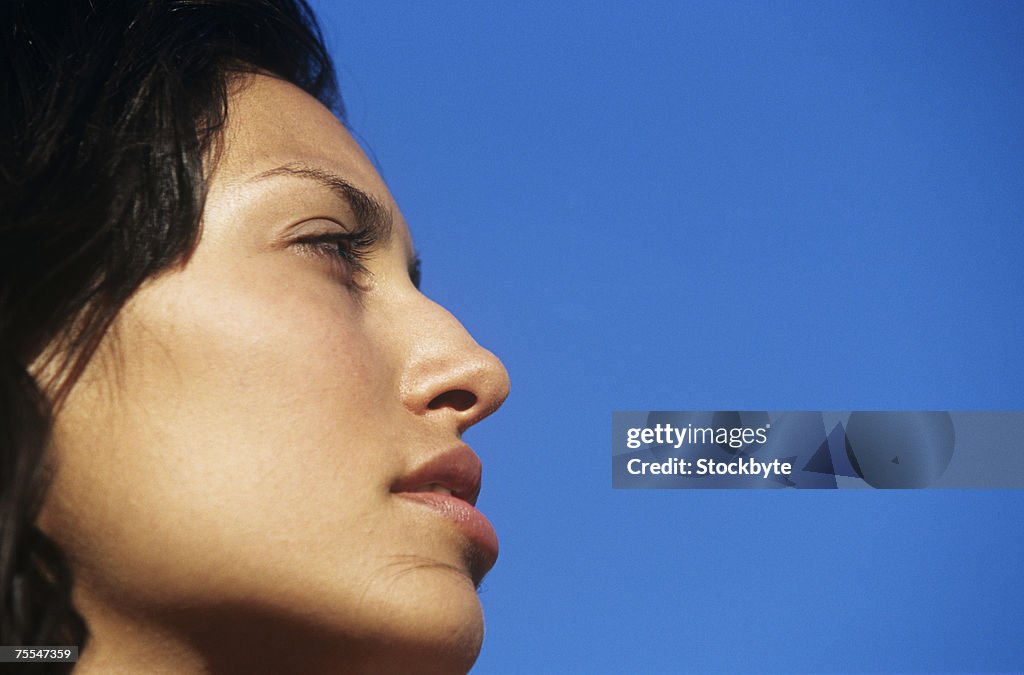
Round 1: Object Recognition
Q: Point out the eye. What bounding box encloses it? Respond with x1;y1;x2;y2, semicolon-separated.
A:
295;224;379;288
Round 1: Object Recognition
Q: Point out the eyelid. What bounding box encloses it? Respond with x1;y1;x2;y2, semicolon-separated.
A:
290;219;382;292
287;215;380;250
281;216;357;240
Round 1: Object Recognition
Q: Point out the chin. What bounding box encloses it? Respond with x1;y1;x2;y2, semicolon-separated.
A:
361;622;484;675
369;566;487;674
287;561;487;674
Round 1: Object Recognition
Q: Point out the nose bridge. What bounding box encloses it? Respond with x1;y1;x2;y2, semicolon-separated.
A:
398;294;510;428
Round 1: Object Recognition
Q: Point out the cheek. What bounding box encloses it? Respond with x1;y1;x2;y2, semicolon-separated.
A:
42;261;403;607
136;266;389;454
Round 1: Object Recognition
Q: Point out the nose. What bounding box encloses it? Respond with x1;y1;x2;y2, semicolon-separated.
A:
398;298;510;434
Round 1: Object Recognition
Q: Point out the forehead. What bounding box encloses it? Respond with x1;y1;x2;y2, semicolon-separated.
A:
210;74;411;245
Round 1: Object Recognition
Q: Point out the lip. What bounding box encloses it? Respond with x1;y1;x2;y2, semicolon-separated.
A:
391;445;499;573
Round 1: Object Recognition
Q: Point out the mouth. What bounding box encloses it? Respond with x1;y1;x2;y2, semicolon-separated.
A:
391;445;499;577
408;483;455;497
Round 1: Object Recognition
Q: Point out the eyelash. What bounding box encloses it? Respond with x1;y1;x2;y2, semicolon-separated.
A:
296;225;378;286
295;223;422;291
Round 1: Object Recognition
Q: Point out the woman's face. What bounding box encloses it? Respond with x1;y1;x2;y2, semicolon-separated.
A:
38;75;509;673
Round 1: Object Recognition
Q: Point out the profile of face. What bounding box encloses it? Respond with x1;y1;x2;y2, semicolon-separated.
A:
36;74;510;674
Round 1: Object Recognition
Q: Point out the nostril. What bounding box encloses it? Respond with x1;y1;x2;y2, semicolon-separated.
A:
427;389;477;412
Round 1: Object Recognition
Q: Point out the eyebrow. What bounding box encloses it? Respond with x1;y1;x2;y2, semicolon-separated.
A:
253;162;394;245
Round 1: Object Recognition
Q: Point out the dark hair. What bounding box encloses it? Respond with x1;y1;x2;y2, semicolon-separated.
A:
0;0;340;666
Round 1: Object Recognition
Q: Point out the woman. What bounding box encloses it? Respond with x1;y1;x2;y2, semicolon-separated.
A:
1;1;510;673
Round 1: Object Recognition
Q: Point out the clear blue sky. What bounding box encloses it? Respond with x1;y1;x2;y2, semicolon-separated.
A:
310;2;1024;672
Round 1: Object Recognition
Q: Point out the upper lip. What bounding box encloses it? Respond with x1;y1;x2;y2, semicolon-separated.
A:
390;444;483;506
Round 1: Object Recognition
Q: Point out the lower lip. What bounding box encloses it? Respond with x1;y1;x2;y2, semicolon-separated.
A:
395;492;499;569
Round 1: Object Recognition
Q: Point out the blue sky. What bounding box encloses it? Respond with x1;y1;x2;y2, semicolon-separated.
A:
310;2;1023;672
